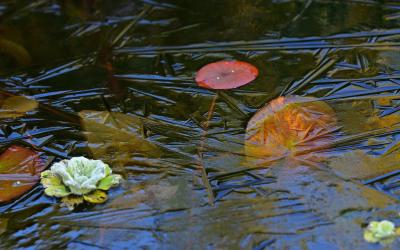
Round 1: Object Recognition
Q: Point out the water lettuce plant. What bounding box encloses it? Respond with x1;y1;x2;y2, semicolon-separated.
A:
364;220;400;245
41;157;122;210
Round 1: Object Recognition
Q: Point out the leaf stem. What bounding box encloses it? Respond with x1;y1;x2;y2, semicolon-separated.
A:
197;92;219;205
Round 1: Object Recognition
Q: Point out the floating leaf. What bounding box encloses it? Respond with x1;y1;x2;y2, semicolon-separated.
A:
41;170;71;197
97;174;122;191
79;110;162;165
364;220;398;245
0;145;45;203
41;157;122;210
83;190;108;204
245;96;337;164
40;170;62;188
44;185;71;197
49;157;112;195
0;96;38;119
195;60;258;89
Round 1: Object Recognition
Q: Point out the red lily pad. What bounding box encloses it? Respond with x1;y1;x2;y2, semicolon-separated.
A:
0;145;45;203
245;96;338;164
195;60;258;89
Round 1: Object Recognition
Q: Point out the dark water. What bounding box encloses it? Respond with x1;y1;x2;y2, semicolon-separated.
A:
1;0;400;249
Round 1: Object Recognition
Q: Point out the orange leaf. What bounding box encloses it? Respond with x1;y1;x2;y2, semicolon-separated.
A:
0;145;45;203
245;96;337;164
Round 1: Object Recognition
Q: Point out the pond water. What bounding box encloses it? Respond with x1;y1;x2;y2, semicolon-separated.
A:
1;0;400;249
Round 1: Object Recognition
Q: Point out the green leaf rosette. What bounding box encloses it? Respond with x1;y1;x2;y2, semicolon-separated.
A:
364;220;400;245
41;157;122;210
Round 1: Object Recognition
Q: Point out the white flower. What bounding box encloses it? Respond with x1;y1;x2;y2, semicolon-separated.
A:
50;157;112;195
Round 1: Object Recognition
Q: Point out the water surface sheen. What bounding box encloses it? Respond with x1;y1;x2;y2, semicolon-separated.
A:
1;1;400;249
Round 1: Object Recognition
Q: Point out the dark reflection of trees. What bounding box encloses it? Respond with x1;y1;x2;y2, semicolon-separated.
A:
161;0;387;45
285;1;385;37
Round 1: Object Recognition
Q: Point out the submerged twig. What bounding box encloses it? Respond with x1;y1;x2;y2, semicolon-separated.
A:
111;5;153;48
197;93;219;205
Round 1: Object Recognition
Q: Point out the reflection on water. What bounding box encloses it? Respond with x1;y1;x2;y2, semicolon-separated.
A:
1;0;400;249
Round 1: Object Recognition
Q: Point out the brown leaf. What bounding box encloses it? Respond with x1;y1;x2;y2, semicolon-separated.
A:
61;195;84;210
79;110;162;165
0;145;45;203
0;217;7;235
329;150;400;180
245;96;337;164
335;99;400;134
0;38;31;67
0;96;38;119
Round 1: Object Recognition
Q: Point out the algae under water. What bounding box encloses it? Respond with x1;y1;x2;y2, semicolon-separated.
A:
1;0;400;249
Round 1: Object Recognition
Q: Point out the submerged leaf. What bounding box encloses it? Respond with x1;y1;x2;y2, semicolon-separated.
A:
245;96;337;164
0;38;31;67
329;150;400;180
61;196;84;211
335;99;400;134
0;96;38;119
0;217;8;236
0;145;45;203
79;110;161;165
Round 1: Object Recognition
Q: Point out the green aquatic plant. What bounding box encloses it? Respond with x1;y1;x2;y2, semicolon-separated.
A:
364;220;400;245
41;157;122;210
